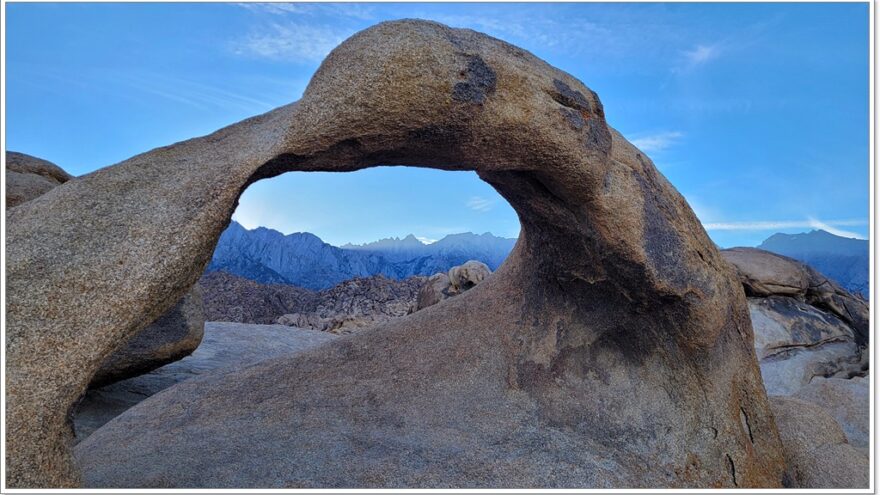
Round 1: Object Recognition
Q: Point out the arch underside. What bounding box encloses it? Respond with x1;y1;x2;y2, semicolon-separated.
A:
6;20;784;488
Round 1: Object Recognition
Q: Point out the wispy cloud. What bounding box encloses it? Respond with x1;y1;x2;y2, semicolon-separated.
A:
237;3;376;21
804;218;867;239
232;22;353;62
231;3;373;62
31;68;278;112
630;131;684;153
416;236;438;245
703;218;867;239
683;44;720;66
466;196;495;212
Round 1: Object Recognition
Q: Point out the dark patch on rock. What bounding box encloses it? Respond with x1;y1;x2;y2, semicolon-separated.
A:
452;55;497;104
550;79;591;111
633;170;688;290
515;360;554;390
587;118;612;151
589;89;606;119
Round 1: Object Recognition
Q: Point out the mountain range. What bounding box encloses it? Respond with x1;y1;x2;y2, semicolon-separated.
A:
758;229;868;298
207;221;516;290
209;223;868;298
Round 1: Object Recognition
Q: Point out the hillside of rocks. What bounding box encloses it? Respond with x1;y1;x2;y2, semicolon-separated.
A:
200;270;424;333
275;274;425;333
198;271;319;324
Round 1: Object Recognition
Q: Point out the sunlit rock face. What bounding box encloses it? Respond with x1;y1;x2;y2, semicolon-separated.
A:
8;20;783;488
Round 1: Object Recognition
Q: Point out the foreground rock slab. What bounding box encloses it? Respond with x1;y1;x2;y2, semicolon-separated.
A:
770;396;868;488
74;322;337;441
8;20;783;487
794;376;869;455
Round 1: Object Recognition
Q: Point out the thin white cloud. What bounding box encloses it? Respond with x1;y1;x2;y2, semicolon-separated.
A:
805;217;866;240
703;218;867;239
237;3;376;21
683;44;720;66
466;196;495;212
630;131;684;153
232;22;353;62
416;236;438;245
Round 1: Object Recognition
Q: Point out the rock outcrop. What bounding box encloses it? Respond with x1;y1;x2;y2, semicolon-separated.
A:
5;151;74;208
415;272;454;310
9;20;784;487
448;260;490;291
198;271;319;324
74;322;337;442
721;248;867;396
416;260;491;310
722;248;868;345
722;247;869;485
89;287;205;387
276;275;424;333
769;396;868;488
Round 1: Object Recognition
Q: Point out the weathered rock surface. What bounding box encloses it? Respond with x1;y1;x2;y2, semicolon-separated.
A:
793;376;869;455
5;153;207;388
5;151;74;208
722;248;868;346
448;260;491;290
748;296;863;396
89;287;205;387
73;322;337;442
723;248;867;394
416;260;491;310
199;271;319;324
276;275;424;333
9;20;784;487
769;396;868;488
721;248;869;488
415;272;454;310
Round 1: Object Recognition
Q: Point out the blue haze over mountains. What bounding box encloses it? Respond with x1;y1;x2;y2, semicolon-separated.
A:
209;222;868;297
207;221;516;290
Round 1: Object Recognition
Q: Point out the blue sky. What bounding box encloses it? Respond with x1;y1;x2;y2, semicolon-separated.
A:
5;2;869;246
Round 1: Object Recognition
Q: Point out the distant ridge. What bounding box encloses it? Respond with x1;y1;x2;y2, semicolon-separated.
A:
757;229;868;297
207;221;516;290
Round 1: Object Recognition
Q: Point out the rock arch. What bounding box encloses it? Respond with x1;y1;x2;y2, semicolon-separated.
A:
6;20;784;487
